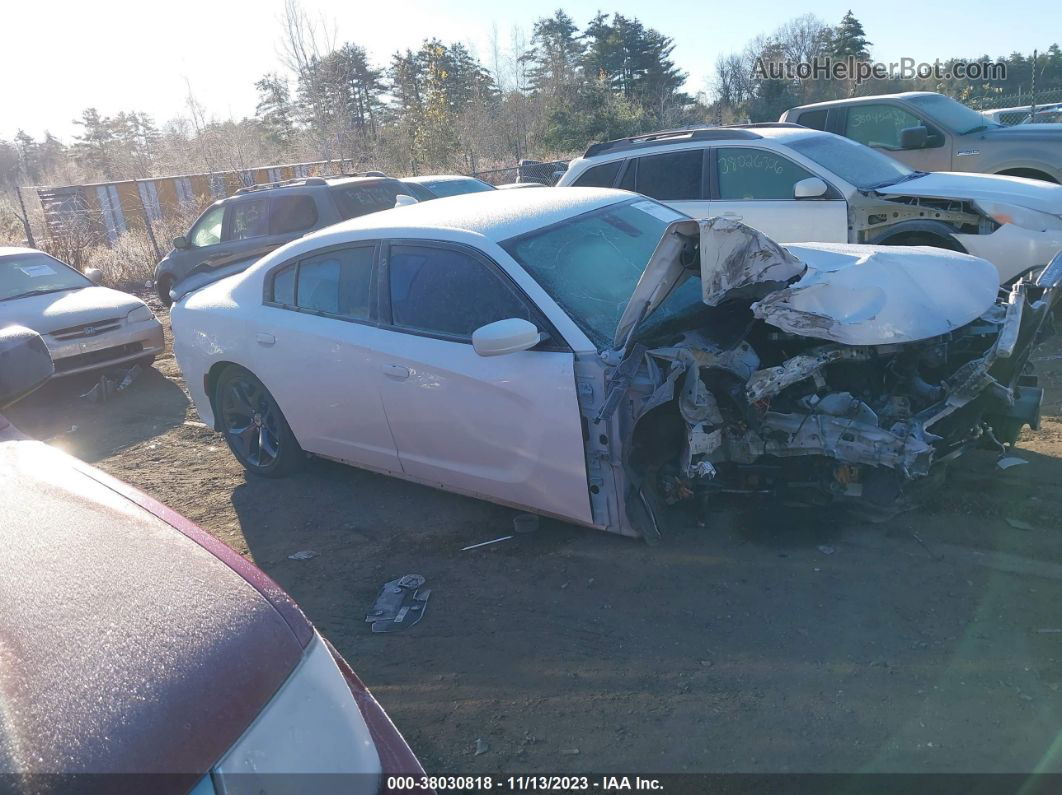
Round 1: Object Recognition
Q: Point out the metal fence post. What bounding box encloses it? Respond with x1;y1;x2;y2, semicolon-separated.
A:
14;187;36;248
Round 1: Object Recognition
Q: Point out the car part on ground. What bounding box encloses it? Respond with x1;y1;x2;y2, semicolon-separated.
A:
0;247;164;375
169;189;1058;543
366;575;431;633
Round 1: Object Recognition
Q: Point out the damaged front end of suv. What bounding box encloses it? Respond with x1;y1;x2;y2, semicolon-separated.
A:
588;218;1060;542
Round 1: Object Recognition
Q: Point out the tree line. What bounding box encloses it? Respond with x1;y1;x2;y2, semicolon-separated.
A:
2;4;1060;198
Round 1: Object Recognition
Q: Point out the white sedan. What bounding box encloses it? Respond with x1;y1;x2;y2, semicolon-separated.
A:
171;189;1058;541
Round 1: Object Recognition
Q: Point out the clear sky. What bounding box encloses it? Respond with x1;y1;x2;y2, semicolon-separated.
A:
5;0;1060;141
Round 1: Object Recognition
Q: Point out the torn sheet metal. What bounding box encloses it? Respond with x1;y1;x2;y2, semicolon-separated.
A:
365;574;430;633
752;243;999;345
698;216;806;306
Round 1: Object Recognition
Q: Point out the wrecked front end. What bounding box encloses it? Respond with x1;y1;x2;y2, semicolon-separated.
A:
605;220;1060;540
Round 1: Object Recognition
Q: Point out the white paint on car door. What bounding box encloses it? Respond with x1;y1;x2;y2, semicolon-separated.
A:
708;146;848;243
374;242;592;524
248;246;402;473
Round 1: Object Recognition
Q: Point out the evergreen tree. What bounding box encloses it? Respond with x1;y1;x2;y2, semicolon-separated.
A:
830;11;872;60
255;73;297;148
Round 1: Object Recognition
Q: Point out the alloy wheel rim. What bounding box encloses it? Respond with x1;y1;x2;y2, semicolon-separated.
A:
221;377;280;468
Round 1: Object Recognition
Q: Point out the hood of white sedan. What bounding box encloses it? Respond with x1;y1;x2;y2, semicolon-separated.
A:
876;171;1062;215
0;286;146;335
615;217;1000;349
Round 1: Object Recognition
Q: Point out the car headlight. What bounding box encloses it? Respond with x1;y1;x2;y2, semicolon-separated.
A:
126;305;155;324
209;634;382;794
975;200;1062;233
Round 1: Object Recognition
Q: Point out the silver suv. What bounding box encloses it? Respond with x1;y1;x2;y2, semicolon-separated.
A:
781;92;1062;184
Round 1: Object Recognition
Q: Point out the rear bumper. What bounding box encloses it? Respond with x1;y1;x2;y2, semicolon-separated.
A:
47;320;165;377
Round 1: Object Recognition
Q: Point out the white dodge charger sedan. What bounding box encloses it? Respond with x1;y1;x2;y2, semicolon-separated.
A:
171;189;1058;541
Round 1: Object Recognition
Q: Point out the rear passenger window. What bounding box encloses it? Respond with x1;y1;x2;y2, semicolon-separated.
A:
716;148;815;200
571;161;622;188
272;264;296;305
270;195;319;235
388;245;532;339
296;247;374;319
634;150;703;200
796;109;828;130
230;199;269;240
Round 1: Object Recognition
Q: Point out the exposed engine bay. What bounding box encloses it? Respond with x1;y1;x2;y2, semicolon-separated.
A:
598;218;1062;540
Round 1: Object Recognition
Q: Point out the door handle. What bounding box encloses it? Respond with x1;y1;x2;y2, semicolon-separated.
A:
256;332;276;346
383;363;411;380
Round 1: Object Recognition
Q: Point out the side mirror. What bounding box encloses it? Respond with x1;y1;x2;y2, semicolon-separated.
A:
173;235;190;250
794;177;829;199
899;126;929;150
0;326;54;408
472;318;543;357
393;194;419;208
83;267;104;285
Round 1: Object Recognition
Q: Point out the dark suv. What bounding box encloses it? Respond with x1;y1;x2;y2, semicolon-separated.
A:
154;175;416;305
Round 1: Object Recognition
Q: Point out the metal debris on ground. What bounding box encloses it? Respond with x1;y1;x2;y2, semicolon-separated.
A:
817;545;835;556
1006;517;1036;531
474;738;489;756
997;456;1030;470
366;574;430;633
80;364;142;403
288;550;319;560
461;535;513;551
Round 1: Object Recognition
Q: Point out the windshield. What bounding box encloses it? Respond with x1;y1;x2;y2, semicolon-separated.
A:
419;178;495;198
907;93;1002;134
0;252;89;302
786;133;916;190
502;199;702;348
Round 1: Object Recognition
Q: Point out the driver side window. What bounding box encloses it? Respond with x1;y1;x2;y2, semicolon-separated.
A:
190;205;225;247
845;104;925;150
387;245;533;340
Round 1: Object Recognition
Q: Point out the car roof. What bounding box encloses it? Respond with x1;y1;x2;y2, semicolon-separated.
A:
402;174;480;184
789;91;943;112
0;246;45;257
309;187;632;244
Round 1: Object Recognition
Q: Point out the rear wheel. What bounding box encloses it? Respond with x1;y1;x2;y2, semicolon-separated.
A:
215;366;304;477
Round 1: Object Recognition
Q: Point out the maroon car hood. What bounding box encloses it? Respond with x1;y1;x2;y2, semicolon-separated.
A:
0;429;306;781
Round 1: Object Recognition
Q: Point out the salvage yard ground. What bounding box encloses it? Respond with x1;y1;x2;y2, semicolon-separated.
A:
9;299;1062;773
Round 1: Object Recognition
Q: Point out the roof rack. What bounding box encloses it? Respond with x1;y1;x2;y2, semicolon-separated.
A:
729;122;807;130
583;127;763;158
234;176;328;194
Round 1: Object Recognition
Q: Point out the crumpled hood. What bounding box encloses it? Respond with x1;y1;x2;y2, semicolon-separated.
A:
615;217;999;349
755;242;999;344
875;171;1062;215
0;286;145;334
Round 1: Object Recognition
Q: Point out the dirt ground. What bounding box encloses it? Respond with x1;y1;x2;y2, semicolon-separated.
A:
8;301;1062;774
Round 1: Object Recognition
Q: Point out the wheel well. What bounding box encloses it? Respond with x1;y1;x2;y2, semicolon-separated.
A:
997;168;1058;184
878;230;965;252
205;361;241;430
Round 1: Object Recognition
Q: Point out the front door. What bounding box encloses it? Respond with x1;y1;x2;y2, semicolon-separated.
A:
708;146;849;243
841;102;952;172
373;242;593;524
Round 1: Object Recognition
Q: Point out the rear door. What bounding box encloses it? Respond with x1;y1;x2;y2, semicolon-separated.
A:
708;146;848;243
250;243;402;473
372;241;592;523
623;149;710;219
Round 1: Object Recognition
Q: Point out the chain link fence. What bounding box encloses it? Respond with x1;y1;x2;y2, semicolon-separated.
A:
967;89;1062;125
471;159;571;186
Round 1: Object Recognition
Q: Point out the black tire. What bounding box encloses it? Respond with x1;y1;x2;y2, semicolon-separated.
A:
215;366;304;477
156;274;175;307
